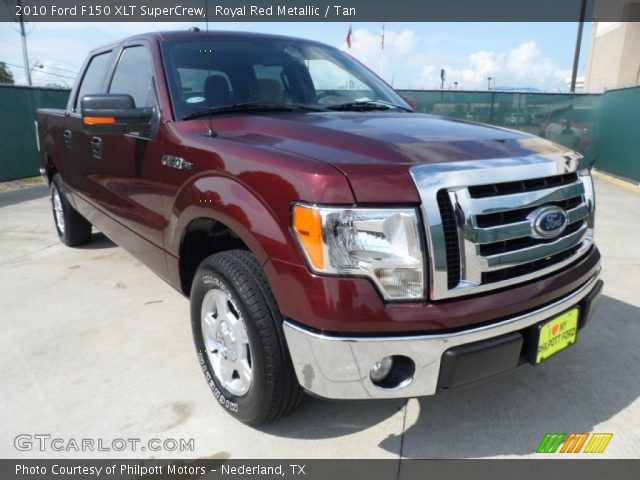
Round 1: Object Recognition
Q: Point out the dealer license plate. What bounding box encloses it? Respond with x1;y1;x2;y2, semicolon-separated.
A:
535;308;579;364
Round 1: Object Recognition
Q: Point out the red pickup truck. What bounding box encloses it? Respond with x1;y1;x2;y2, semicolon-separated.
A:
36;30;602;426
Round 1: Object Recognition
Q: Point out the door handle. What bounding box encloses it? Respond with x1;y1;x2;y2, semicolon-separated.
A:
90;136;102;159
63;129;72;145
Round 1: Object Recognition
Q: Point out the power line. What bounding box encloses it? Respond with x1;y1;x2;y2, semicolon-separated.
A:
2;20;124;80
1;51;79;75
0;38;83;71
91;26;120;41
31;61;79;75
3;61;76;81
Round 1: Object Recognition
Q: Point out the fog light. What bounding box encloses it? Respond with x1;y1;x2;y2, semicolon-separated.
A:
370;356;394;383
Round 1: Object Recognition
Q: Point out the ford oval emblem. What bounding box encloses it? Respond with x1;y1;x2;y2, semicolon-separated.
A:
527;206;568;239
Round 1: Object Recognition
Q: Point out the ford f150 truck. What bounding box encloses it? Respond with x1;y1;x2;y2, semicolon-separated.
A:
36;30;603;426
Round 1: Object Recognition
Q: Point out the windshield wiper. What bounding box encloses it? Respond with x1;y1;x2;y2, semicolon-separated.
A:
183;102;324;120
326;100;410;112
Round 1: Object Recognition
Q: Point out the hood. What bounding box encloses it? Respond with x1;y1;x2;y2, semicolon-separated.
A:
203;112;568;203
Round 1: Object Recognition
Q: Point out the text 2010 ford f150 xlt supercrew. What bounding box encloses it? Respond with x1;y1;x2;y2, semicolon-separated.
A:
36;30;603;426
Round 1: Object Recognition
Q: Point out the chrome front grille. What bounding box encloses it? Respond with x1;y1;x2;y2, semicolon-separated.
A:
410;153;595;300
467;172;579;198
436;189;461;289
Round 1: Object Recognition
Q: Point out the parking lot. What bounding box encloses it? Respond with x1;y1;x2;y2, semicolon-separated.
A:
1;176;639;459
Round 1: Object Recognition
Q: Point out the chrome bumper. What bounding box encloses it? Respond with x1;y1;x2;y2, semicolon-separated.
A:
283;274;601;400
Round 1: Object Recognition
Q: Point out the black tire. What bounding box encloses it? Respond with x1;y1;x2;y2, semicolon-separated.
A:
50;174;92;246
190;250;303;426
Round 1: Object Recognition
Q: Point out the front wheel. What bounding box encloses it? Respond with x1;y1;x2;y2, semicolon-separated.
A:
190;250;303;426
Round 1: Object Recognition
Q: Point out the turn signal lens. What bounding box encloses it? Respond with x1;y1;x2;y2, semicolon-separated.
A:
292;205;324;270
83;116;115;124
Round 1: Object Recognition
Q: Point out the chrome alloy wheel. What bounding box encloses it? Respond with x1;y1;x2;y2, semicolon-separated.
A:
51;187;65;234
201;288;252;396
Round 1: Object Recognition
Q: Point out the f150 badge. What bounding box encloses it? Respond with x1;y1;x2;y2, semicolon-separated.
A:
161;155;192;170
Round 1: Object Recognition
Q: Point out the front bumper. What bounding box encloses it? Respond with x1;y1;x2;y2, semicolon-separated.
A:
283;273;603;400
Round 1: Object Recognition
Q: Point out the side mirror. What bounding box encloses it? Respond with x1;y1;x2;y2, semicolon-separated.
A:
81;94;153;135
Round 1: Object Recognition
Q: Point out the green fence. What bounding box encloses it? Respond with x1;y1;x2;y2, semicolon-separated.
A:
397;90;603;166
397;88;640;181
0;85;70;182
592;87;640;181
0;84;638;182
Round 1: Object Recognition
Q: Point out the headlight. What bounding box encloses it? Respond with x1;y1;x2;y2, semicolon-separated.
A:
291;204;425;300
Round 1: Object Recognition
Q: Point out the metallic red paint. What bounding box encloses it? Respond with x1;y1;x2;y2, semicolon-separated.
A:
38;31;601;336
265;247;600;334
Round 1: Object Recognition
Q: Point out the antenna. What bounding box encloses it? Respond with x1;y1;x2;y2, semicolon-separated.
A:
204;0;216;137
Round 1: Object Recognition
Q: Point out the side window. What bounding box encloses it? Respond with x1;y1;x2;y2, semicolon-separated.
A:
307;59;368;91
252;64;285;103
253;64;284;84
109;46;155;108
177;68;231;104
306;59;372;105
75;51;112;112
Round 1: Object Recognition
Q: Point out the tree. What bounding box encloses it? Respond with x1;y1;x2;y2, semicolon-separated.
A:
0;62;15;84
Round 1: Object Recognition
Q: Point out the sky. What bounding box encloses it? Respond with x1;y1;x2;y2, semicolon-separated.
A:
0;22;591;91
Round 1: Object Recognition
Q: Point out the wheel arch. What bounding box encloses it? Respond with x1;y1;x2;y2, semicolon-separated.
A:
170;175;302;297
178;217;252;296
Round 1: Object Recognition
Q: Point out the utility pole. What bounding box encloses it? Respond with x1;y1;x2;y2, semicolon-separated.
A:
487;76;492;90
570;0;587;93
16;0;32;86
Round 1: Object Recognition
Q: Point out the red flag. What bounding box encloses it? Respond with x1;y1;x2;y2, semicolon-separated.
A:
346;24;352;49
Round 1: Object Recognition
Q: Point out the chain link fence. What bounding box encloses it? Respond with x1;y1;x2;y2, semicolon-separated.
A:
0;84;637;182
397;90;601;164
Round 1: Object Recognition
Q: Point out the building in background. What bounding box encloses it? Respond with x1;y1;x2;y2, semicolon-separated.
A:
584;1;640;92
565;76;585;91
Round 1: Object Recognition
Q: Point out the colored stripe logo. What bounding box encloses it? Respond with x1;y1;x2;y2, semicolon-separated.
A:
537;433;613;454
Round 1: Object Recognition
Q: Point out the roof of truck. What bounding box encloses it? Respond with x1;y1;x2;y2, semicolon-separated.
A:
94;29;325;48
84;29;331;60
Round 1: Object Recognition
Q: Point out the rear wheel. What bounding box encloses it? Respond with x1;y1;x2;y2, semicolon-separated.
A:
50;174;92;246
190;250;303;426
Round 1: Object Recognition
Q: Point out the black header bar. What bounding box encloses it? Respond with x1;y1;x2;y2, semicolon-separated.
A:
2;0;640;22
2;459;640;480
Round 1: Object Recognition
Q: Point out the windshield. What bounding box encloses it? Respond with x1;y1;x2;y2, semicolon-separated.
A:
161;35;410;120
